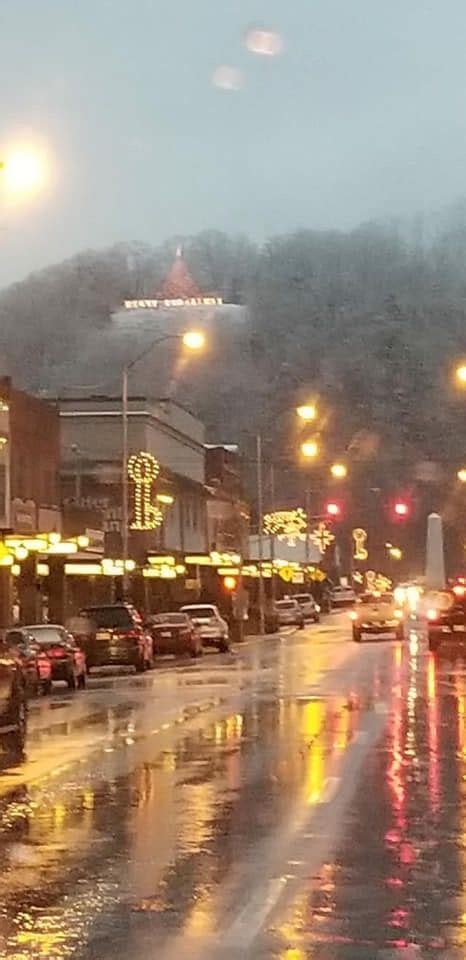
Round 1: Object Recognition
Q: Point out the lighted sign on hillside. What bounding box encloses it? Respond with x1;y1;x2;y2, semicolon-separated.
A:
124;297;223;310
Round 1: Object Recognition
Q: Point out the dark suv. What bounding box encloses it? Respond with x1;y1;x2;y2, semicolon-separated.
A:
426;590;466;651
77;604;153;672
0;638;27;756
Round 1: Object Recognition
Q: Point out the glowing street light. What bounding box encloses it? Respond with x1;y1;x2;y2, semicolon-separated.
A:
456;364;466;385
296;404;317;422
182;329;205;351
458;468;466;483
386;544;403;561
301;439;319;459
330;462;347;479
1;147;47;199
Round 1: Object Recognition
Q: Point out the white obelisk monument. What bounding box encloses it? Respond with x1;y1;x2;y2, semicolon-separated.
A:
425;512;446;589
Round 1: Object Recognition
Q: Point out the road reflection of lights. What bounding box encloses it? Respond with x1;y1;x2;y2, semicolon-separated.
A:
427;654;440;812
409;632;419;657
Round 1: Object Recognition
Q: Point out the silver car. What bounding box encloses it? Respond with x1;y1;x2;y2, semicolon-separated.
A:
294;593;321;622
274;599;305;629
180;604;230;652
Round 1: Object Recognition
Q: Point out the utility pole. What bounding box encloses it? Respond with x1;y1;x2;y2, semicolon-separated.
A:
256;434;266;635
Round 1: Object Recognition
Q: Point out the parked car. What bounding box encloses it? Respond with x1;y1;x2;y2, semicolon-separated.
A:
425;589;466;651
78;604;153;672
331;585;356;609
180;604;230;652
350;593;405;642
24;625;87;690
0;637;27;755
274;599;305;629
4;628;53;696
147;612;202;658
294;593;321;622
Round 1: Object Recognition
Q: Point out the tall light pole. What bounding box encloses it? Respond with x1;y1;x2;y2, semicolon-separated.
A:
256;434;266;635
122;329;205;594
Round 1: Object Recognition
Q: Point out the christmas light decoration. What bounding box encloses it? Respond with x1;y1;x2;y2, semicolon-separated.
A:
128;452;164;531
309;522;335;555
264;508;307;547
352;528;368;561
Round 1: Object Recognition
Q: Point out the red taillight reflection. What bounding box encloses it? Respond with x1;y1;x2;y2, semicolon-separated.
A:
50;647;66;658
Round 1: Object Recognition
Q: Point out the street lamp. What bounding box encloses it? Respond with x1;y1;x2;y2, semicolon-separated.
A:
456;364;466;386
386;543;403;561
122;330;205;590
1;147;48;199
458;468;466;483
296;403;317;422
300;439;319;459
330;462;347;479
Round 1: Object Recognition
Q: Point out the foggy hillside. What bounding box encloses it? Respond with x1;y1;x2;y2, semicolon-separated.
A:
3;211;466;554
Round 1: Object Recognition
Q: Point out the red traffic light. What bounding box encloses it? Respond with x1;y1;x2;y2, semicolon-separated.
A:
394;500;409;518
223;575;238;592
326;501;341;518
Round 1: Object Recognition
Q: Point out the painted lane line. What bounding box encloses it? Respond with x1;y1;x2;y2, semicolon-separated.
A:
223;877;287;950
318;776;341;805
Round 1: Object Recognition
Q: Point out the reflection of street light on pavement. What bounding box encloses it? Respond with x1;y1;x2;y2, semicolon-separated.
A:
330;462;347;479
458;468;466;483
301;439;319;459
296;404;317;422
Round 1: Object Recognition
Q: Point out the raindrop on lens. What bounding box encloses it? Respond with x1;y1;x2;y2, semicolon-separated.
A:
212;66;243;91
245;27;283;57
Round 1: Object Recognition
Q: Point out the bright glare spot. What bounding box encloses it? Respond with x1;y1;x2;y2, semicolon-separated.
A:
458;468;466;483
183;330;205;351
389;547;403;560
457;364;466;384
2;148;47;197
331;462;347;479
212;66;243;91
245;27;283;57
296;404;317;422
301;439;319;459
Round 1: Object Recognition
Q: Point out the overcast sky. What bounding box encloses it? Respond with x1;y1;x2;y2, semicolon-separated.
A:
0;0;465;285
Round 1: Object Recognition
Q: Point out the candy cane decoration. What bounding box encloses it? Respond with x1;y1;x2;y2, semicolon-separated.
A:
352;528;368;561
128;453;164;530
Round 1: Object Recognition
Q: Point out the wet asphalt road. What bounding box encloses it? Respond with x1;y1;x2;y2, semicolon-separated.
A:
0;618;464;959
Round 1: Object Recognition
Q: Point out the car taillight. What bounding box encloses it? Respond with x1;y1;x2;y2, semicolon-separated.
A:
427;608;439;621
51;648;66;657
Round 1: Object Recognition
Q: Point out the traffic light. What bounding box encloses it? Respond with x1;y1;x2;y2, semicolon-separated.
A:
393;499;410;520
223;575;238;592
325;501;342;519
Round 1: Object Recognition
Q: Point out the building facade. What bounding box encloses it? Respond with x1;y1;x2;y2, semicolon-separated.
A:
59;395;209;558
0;376;61;534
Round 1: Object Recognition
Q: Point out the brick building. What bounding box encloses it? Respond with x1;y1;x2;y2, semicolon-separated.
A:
0;376;61;533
